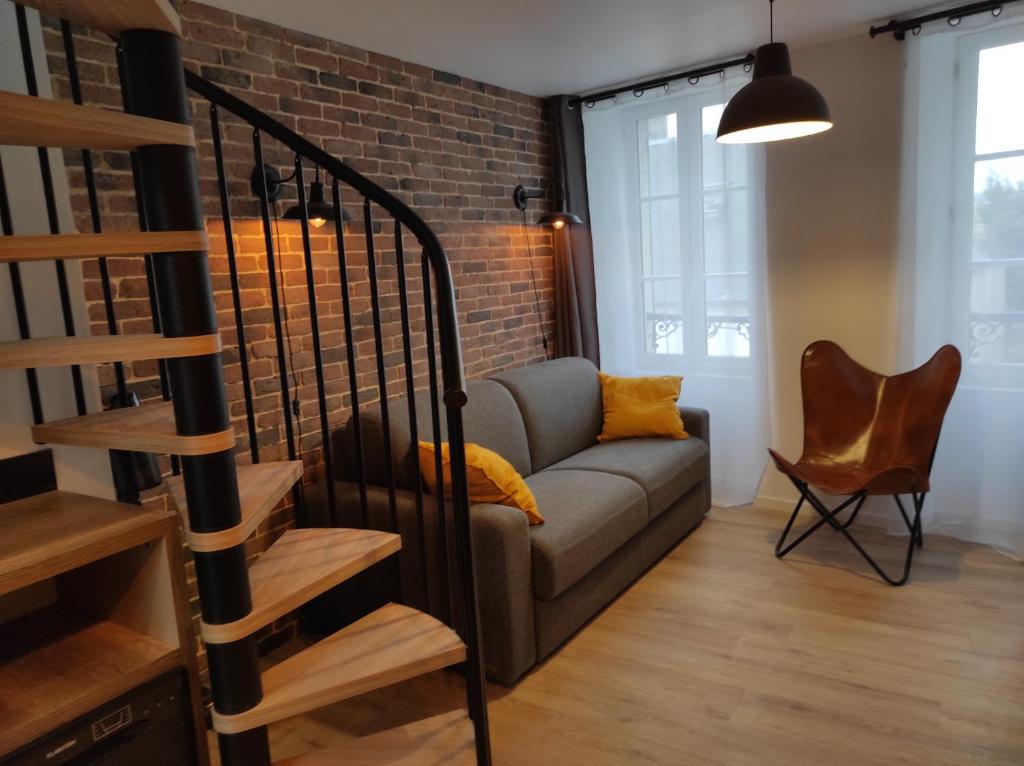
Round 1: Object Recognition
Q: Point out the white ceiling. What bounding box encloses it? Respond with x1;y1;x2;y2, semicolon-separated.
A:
204;0;936;96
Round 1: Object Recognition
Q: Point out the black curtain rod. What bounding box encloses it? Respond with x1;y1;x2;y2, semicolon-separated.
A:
870;0;1021;39
568;53;755;109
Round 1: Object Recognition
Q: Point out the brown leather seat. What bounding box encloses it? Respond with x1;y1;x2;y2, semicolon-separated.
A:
771;340;961;585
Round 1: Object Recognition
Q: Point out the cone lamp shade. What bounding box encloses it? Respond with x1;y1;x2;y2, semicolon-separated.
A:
716;42;832;144
538;211;583;230
282;178;345;228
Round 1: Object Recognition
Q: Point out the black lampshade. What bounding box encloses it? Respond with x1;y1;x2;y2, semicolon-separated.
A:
282;179;349;228
537;210;583;230
716;42;832;144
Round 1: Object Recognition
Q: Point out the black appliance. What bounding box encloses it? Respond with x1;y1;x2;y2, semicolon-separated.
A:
1;671;198;765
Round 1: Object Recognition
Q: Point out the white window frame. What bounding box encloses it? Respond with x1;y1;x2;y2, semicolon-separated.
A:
952;23;1024;387
620;85;757;377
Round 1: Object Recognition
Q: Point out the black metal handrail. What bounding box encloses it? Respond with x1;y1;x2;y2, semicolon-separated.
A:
184;70;467;405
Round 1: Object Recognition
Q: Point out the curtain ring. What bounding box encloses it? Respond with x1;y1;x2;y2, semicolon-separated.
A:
948;15;961;26
719;70;726;80
633;88;645;98
612;94;618;103
663;83;669;93
567;100;577;110
687;75;700;85
584;100;596;109
743;62;753;73
992;5;1003;16
912;25;922;36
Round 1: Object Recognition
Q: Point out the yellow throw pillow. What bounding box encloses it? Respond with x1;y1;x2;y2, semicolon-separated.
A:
597;372;689;442
418;441;543;525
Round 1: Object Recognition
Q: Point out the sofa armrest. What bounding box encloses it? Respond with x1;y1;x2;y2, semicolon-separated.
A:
311;478;537;685
468;503;536;685
679;406;710;447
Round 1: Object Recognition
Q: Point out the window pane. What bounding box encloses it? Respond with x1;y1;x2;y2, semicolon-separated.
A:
643;278;684;355
701;103;746;190
640;198;681;278
638;113;678;197
703;189;749;275
705;274;750;357
975;41;1024;155
971;262;1024;313
973;157;1024;262
971;157;1024;364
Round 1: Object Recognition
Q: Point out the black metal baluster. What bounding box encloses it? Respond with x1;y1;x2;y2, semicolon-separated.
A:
363;198;402;600
252;130;303;516
16;5;86;416
331;180;368;526
61;20;127;403
114;42;178;474
0;160;43;424
211;104;258;464
293;157;336;525
420;252;452;623
394;222;430;611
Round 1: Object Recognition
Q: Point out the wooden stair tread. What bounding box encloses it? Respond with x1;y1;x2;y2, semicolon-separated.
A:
201;528;401;644
0;91;193;150
31;401;235;456
212;604;465;734
0;230;208;263
17;0;181;36
275;710;476;765
0;333;221;369
0;490;172;596
167;461;303;552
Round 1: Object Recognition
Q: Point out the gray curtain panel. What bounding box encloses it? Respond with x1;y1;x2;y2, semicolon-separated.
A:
549;95;600;366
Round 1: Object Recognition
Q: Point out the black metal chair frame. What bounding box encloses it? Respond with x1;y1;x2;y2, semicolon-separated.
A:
775;480;926;586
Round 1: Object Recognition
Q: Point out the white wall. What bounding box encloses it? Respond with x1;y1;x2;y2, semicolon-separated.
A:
757;32;905;510
0;4;112;498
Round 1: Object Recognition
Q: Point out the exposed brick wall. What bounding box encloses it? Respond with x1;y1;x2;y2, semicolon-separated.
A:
42;0;555;673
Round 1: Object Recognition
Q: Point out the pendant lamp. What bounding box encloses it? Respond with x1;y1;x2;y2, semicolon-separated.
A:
716;0;832;144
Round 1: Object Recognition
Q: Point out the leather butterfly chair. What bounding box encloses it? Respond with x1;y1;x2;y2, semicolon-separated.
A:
770;341;961;585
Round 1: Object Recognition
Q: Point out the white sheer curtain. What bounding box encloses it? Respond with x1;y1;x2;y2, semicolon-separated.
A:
583;71;770;506
899;9;1024;557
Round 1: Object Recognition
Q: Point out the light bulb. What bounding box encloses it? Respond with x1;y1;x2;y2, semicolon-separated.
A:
551;219;565;230
309;217;327;228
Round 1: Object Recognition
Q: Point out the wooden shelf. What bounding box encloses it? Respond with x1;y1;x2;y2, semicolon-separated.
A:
201;528;401;644
275;710;476;765
0;490;171;596
0;91;194;151
16;0;181;36
0;231;208;263
0;333;221;369
0;607;178;757
167;461;303;552
31;401;235;456
212;604;465;735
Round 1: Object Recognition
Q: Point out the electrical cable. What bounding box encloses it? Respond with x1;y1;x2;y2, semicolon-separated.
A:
270;203;304;455
518;193;551;359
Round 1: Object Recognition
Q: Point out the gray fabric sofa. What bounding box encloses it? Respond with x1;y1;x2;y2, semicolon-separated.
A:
306;357;711;685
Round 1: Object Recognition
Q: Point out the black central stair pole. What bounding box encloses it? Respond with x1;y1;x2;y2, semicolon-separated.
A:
118;30;270;766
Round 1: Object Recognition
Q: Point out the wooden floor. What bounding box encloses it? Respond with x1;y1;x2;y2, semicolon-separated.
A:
211;506;1024;765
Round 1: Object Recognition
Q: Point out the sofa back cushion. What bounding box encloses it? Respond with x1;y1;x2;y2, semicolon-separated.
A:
334;378;533;490
490;357;603;471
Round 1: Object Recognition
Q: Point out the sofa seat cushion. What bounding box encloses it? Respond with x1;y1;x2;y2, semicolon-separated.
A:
545;438;709;520
525;469;647;600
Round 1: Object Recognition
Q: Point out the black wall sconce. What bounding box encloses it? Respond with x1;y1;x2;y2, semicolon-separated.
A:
251;163;350;228
513;181;582;230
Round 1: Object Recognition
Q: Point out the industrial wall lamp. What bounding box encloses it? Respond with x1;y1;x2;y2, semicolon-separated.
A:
513;181;583;229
